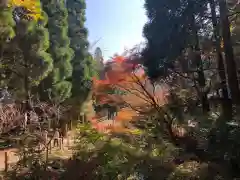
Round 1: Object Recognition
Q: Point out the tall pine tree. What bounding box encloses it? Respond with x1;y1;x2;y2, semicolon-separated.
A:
219;0;240;104
40;0;73;103
143;0;210;112
14;11;53;100
67;0;95;103
0;2;53;100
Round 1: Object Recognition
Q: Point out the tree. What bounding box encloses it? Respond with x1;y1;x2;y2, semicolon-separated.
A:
142;0;211;113
40;0;73;103
14;11;53;98
219;0;240;104
92;56;172;135
0;2;53;100
229;0;240;62
0;2;15;87
67;0;95;103
209;0;232;118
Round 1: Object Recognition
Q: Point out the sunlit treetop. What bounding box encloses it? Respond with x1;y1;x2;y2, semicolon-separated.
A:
97;56;144;84
8;0;42;20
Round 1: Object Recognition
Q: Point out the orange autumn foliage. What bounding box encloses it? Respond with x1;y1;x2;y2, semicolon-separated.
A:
91;56;169;133
90;117;127;133
8;0;42;20
114;108;137;121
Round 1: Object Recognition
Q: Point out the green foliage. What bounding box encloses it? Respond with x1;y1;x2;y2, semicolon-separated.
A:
142;0;209;80
70;123;180;180
73;123;139;179
0;7;53;98
18;19;53;85
0;6;16;87
27;24;54;86
40;0;73;103
67;0;96;100
167;161;227;180
0;7;15;43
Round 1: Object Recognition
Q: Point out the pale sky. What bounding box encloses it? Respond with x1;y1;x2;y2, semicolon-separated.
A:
86;0;147;60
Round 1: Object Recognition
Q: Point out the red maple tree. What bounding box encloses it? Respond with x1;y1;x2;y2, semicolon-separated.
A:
91;56;170;133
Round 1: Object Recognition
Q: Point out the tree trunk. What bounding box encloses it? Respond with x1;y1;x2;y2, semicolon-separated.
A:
210;0;232;118
219;0;240;104
4;152;8;172
189;5;210;112
23;48;32;127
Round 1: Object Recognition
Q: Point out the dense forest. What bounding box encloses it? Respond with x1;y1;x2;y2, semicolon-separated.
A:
2;0;240;179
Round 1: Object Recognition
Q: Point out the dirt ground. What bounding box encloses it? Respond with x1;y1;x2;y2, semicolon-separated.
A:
0;138;75;171
0;148;19;171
